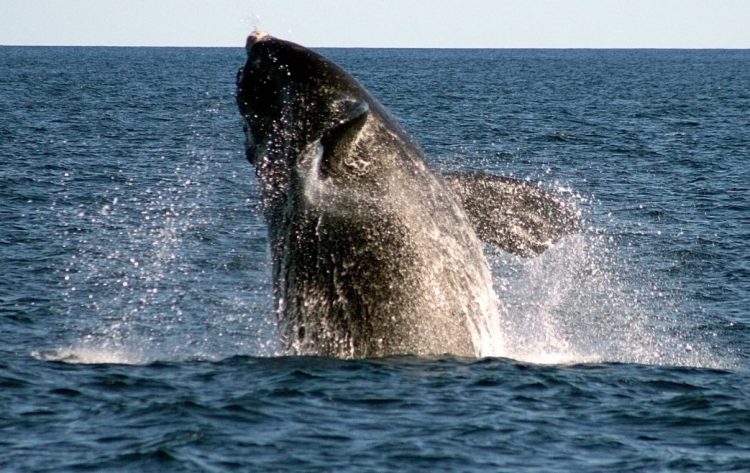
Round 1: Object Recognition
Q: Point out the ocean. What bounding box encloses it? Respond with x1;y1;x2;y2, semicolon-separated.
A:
1;45;748;471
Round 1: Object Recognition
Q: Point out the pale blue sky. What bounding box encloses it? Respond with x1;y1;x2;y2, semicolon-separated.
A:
1;0;748;48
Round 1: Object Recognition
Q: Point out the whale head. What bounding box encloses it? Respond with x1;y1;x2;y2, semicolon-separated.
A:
236;33;383;205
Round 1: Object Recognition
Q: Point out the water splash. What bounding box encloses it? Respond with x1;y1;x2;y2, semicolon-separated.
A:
50;134;730;368
489;228;730;369
52;115;279;365
33;343;149;365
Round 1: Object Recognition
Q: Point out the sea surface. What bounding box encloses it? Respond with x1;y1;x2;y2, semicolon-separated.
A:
1;45;749;471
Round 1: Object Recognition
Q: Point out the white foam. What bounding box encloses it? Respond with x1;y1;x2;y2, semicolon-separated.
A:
33;345;149;365
514;351;604;366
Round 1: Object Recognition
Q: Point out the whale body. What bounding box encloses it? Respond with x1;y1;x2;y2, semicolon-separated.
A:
236;32;578;358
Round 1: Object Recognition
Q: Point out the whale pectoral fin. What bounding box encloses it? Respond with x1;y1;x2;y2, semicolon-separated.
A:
444;172;581;257
319;99;370;177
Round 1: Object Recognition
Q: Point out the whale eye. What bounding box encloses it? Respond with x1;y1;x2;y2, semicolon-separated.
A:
236;67;244;86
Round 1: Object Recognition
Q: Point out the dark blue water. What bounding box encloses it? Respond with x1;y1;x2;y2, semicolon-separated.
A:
1;46;749;471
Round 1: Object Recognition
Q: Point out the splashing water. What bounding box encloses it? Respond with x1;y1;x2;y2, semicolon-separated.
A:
48;174;729;368
48;134;280;365
46;139;727;368
487;227;729;369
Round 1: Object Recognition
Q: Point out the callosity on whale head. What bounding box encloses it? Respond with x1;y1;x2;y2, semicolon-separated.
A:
236;32;578;358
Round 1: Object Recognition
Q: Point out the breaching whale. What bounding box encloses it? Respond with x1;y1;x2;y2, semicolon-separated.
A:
236;32;578;358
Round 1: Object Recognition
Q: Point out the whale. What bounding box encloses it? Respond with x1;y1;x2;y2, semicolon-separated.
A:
236;32;578;358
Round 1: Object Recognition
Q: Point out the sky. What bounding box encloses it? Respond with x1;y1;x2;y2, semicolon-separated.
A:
1;0;749;48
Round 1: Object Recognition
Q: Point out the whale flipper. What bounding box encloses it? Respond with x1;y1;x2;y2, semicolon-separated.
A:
320;99;370;177
444;172;580;257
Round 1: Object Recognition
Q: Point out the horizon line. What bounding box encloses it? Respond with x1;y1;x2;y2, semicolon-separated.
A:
2;43;749;51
